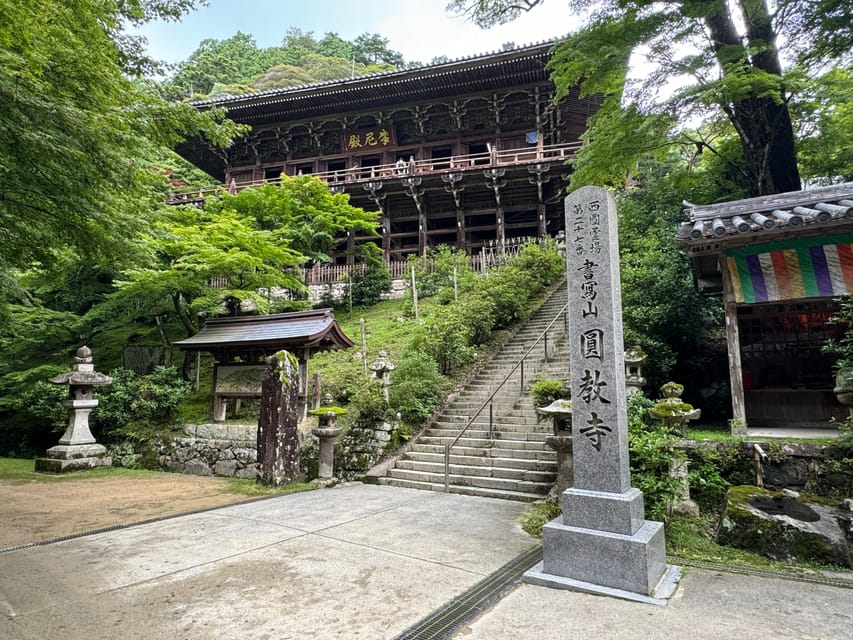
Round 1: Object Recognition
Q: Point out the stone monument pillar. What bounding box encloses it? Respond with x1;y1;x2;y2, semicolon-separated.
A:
257;350;301;487
35;346;113;473
525;186;679;603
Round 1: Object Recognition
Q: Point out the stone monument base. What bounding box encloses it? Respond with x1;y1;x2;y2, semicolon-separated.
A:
34;443;112;474
525;556;682;606
524;512;681;605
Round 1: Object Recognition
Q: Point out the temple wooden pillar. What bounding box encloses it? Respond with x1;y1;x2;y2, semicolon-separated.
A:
722;260;747;434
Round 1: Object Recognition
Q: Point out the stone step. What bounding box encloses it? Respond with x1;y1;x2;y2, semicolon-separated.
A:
385;468;552;495
423;427;551;441
403;450;556;471
409;442;557;461
375;477;543;502
415;435;553;451
395;459;556;483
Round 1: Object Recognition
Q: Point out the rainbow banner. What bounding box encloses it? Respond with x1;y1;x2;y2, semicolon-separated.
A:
725;235;853;303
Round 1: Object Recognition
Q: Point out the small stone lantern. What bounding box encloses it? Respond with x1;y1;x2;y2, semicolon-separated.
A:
368;350;396;401
536;399;574;500
624;345;648;395
35;346;113;473
648;382;702;517
310;395;345;484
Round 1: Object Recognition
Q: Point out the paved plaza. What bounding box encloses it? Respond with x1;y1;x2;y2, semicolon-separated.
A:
0;484;850;639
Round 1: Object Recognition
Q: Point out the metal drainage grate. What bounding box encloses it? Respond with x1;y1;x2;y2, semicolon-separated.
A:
393;544;543;640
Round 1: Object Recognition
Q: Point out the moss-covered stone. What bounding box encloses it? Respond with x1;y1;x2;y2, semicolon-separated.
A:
718;486;852;567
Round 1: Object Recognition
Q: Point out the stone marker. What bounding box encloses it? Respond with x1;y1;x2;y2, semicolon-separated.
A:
257;350;300;486
525;186;679;603
35;346;113;473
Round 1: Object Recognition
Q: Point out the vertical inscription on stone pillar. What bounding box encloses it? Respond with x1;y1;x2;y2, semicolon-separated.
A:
565;187;631;494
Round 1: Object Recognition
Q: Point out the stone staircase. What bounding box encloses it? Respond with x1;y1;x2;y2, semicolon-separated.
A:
377;282;569;502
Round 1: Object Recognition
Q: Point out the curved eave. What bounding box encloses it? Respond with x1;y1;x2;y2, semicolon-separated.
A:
189;40;560;125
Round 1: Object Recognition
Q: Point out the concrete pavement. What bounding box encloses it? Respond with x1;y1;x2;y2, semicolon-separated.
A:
1;483;851;639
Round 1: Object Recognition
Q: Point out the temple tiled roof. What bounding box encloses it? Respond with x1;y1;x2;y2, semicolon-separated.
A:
174;309;354;352
676;183;853;293
677;182;853;248
188;40;562;124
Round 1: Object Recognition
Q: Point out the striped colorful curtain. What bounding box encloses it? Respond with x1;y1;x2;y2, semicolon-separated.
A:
724;235;853;303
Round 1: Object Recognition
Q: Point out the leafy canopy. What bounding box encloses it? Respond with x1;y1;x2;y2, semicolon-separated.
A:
0;0;244;270
448;0;853;195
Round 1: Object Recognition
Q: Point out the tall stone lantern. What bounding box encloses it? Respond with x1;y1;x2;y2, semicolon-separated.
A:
624;345;648;395
35;346;113;473
368;350;395;401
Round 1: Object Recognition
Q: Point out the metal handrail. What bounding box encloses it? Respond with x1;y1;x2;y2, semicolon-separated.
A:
443;299;569;491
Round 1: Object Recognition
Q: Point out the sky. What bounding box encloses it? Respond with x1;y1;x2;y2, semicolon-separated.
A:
136;0;581;70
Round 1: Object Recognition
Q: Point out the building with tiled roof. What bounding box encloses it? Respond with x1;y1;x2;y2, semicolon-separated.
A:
175;40;602;265
677;183;853;432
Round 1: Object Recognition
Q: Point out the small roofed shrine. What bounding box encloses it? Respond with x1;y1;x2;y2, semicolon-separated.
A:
677;182;853;432
174;309;353;421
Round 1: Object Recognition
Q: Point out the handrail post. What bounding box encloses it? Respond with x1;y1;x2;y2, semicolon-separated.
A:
520;359;525;396
544;331;549;363
444;443;450;492
489;401;494;440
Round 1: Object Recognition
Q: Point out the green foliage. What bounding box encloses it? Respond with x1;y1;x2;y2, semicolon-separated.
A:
212;177;379;264
349;264;392;308
161;28;406;99
95;367;190;438
823;294;853;374
413;241;564;376
616;166;728;410
0;0;245;269
530;379;568;410
519;500;562;538
14;382;67;434
388;352;448;425
408;246;476;300
346;379;390;428
626;393;682;521
99;204;305;338
412;305;475;376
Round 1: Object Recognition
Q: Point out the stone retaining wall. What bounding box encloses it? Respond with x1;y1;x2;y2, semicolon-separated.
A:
157;422;398;481
158;424;260;479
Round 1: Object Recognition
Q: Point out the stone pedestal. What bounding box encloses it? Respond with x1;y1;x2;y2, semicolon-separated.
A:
545;435;574;498
670;444;700;517
312;425;342;481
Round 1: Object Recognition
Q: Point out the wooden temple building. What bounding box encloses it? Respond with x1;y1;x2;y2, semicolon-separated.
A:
677;183;853;432
174;40;602;264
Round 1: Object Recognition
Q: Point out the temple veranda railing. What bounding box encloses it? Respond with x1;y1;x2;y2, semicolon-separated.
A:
169;141;583;203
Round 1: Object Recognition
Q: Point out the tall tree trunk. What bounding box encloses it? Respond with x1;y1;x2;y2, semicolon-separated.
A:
704;0;802;196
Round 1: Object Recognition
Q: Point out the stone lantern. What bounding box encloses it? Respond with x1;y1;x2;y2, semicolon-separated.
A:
35;346;112;473
624;345;648;395
368;350;396;401
536;399;574;500
648;382;702;517
310;395;344;484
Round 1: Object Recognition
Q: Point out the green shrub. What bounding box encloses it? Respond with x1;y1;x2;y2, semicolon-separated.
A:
95;366;190;438
531;378;568;409
626;393;682;521
346;378;390;428
350;263;392;307
414;305;474;375
15;380;67;434
389;351;448;425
